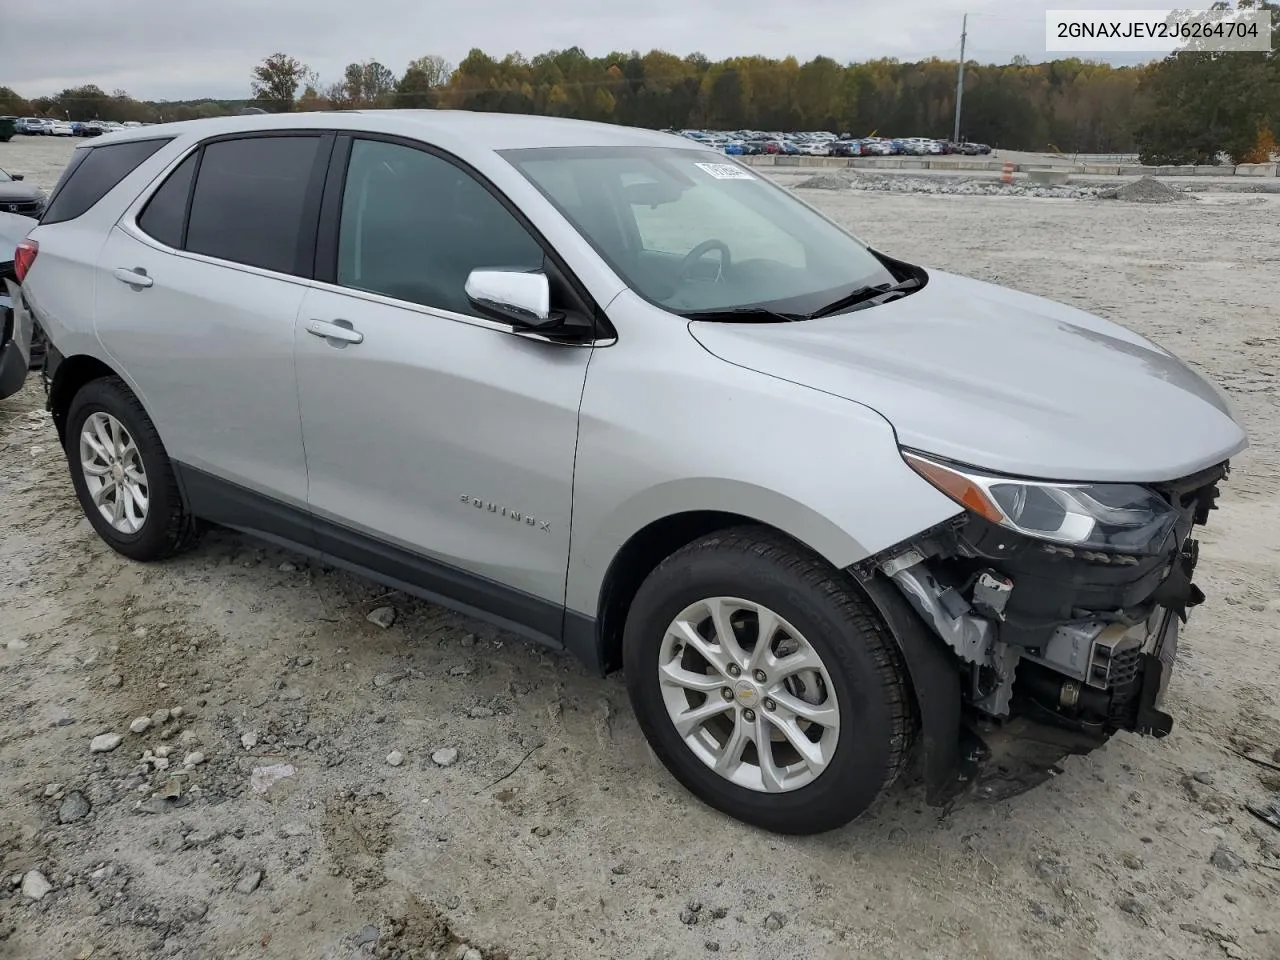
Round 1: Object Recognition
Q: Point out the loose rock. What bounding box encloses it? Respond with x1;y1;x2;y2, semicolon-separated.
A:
468;706;495;719
240;732;259;750
235;869;263;894
90;733;122;753
367;606;397;629
129;717;151;734
354;925;379;947
21;870;53;900
250;763;296;793
763;911;786;932
1118;897;1144;917
183;751;206;768
531;825;551;838
58;791;91;824
679;907;699;925
278;561;298;572
431;748;459;767
1193;771;1215;786
151;708;171;725
1210;845;1244;872
386;750;404;767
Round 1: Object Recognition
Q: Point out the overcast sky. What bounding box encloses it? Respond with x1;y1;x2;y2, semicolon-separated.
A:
7;0;1172;101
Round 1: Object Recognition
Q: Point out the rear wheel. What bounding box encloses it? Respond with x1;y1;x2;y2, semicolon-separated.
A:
65;376;199;561
623;527;914;835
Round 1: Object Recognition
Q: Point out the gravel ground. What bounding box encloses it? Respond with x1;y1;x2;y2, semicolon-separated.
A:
3;135;1280;960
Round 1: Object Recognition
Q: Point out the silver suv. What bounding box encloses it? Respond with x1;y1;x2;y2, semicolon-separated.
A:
13;112;1246;834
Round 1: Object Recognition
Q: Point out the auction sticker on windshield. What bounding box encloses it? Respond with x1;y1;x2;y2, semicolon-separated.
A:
694;162;755;180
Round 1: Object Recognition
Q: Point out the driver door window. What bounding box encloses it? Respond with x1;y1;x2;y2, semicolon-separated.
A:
337;139;544;317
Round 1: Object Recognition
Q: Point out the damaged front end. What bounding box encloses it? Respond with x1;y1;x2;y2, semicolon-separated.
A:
854;454;1227;805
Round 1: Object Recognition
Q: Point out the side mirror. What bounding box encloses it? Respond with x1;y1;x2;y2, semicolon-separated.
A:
465;269;553;328
11;174;23;181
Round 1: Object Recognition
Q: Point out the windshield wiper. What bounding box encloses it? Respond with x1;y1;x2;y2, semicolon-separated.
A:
681;306;807;323
806;278;922;319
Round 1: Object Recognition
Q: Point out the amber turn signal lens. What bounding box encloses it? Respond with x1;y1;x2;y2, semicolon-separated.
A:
903;453;1006;524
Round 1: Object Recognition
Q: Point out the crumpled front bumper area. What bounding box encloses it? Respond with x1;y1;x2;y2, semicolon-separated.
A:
859;462;1227;802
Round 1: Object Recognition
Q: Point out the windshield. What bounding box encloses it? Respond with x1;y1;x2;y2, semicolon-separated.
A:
502;146;895;317
0;168;11;183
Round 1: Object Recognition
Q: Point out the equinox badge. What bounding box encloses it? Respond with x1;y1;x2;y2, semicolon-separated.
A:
460;495;551;532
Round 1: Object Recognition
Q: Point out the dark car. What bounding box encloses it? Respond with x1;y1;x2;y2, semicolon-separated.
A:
828;140;862;157
0;166;47;218
0;212;39;399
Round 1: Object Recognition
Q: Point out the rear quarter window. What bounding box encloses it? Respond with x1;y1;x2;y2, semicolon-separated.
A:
41;138;172;225
137;152;198;248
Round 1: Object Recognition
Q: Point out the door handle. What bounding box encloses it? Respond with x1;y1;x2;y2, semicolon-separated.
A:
305;318;363;345
113;267;153;288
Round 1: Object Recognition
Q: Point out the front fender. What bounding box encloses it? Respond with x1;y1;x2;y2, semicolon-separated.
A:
565;293;961;617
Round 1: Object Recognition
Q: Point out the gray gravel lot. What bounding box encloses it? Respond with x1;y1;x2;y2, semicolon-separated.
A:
2;134;1279;960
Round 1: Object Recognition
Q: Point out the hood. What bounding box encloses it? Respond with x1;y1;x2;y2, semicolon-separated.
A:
0;212;36;265
0;182;44;203
689;270;1247;483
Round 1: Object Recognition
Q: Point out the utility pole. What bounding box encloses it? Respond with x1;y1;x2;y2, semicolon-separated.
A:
953;13;967;143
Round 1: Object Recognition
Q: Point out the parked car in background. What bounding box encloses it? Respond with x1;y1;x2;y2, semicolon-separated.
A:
828;140;862;157
0;166;47;218
17;118;48;135
0;211;38;399
49;120;76;137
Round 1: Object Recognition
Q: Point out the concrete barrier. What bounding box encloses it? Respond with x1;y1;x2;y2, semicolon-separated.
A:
1235;163;1277;177
1028;168;1071;185
1194;165;1226;176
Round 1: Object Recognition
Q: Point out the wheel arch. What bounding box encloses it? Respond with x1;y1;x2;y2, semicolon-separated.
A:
572;479;877;675
48;352;120;443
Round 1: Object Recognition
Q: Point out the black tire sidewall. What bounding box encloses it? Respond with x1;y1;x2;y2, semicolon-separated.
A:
624;538;902;833
65;378;181;561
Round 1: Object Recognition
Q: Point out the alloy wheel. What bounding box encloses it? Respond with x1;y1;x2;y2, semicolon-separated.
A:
657;597;840;793
79;411;149;534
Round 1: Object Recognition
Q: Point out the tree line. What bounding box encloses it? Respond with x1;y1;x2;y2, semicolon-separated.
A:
2;7;1275;165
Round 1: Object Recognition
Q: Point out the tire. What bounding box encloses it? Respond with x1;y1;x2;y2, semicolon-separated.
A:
623;527;914;835
65;376;200;561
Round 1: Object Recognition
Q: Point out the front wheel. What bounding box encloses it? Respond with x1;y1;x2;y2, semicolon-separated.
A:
623;528;915;835
65;376;200;561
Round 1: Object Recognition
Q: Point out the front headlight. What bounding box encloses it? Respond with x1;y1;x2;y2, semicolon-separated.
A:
903;451;1177;553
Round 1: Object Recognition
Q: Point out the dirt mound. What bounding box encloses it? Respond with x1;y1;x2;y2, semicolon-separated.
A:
793;173;851;190
1100;175;1188;203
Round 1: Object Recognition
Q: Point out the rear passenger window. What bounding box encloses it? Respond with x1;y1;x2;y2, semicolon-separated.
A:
336;139;543;316
42;139;171;225
137;153;197;248
185;136;322;276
